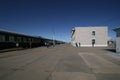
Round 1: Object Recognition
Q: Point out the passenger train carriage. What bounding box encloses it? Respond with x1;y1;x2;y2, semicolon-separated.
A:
0;29;65;50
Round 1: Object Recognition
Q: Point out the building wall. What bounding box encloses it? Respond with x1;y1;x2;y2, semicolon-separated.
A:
116;37;120;53
71;26;108;47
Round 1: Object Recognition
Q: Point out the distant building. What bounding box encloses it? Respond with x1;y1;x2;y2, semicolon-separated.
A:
71;26;108;47
113;27;120;53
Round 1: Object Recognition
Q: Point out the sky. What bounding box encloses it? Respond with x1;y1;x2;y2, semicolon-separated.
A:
0;0;120;42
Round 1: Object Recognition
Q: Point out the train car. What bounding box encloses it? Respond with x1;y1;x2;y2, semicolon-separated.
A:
0;29;65;50
0;29;44;50
41;37;65;47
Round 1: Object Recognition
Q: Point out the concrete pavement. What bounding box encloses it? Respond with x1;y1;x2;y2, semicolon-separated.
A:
0;44;120;80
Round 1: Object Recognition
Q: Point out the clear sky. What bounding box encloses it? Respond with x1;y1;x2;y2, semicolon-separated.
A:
0;0;120;42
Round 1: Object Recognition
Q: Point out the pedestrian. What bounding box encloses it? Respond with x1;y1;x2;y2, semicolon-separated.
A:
79;43;81;47
76;42;78;47
46;43;49;48
16;42;19;47
29;41;32;48
45;42;47;46
92;42;95;47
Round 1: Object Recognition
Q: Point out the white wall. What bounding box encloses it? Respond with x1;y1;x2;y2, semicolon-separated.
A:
116;37;120;53
71;26;108;47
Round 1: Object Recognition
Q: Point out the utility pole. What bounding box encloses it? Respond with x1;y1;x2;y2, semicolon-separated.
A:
52;28;55;47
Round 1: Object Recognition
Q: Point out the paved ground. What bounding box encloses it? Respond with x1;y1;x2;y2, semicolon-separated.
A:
0;44;120;80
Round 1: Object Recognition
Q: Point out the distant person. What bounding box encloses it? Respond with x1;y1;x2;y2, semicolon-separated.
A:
44;42;47;46
46;43;49;48
29;41;32;48
76;42;78;47
92;42;95;47
45;42;49;48
16;42;19;48
79;43;81;47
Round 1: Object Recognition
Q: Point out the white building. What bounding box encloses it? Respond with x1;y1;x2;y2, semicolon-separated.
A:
113;27;120;53
71;26;108;47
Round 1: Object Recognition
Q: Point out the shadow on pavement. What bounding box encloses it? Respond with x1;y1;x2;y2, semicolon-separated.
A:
104;49;116;53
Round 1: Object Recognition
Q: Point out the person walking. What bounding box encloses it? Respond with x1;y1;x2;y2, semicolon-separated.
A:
76;42;78;47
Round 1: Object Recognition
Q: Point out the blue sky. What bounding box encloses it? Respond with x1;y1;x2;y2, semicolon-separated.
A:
0;0;120;42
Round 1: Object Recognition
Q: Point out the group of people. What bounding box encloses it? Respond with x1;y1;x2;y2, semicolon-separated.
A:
44;42;50;48
75;42;81;47
16;41;32;48
75;42;95;47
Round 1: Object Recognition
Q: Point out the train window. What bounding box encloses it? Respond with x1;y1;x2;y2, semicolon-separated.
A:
9;36;14;42
28;38;30;41
31;38;33;42
34;38;36;42
34;38;38;42
28;38;32;42
5;35;9;42
26;38;29;42
14;36;18;42
0;34;5;42
21;37;23;42
17;37;21;42
15;36;21;42
23;37;27;42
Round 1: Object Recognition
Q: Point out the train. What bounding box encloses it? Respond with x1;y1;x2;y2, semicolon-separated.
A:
0;29;65;50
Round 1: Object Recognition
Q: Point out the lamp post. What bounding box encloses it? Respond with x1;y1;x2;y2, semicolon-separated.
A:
52;28;55;47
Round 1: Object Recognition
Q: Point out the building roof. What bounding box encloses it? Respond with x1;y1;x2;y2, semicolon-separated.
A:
113;27;120;32
75;26;107;28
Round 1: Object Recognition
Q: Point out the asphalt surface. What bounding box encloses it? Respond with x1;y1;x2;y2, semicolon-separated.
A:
0;44;120;80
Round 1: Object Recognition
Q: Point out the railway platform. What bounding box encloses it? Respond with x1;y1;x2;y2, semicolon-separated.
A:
0;44;120;80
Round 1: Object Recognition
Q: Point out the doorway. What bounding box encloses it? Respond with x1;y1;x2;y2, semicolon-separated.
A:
92;39;95;47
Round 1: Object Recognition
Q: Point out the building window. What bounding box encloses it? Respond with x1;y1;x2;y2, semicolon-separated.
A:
92;31;95;36
117;31;120;37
